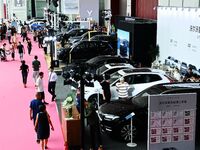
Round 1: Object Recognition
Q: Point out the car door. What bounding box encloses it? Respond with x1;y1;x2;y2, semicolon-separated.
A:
87;41;98;59
71;42;86;61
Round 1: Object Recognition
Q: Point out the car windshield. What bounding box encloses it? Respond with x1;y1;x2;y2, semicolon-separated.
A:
110;71;122;85
131;86;167;107
97;65;108;75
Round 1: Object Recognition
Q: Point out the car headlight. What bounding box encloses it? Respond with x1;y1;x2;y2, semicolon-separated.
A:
103;114;120;121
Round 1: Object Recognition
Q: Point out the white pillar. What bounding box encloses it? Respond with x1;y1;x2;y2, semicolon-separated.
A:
54;13;56;30
0;0;4;20
104;0;111;10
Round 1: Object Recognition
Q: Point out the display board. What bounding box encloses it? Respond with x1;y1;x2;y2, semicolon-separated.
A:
148;93;196;150
157;7;200;69
63;0;79;14
117;29;130;58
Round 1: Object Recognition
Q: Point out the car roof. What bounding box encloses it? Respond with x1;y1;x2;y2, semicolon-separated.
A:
117;68;166;76
149;82;200;93
86;55;122;64
133;82;200;99
67;28;89;33
105;63;133;69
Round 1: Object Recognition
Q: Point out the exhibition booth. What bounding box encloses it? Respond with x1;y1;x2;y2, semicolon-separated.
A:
115;16;157;67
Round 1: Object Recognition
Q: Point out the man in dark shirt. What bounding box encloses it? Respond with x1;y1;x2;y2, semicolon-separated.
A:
30;92;44;124
17;41;25;60
32;55;41;83
29;92;44;143
100;74;111;104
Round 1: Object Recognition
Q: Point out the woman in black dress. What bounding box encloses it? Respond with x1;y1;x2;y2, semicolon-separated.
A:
35;104;54;150
19;60;29;88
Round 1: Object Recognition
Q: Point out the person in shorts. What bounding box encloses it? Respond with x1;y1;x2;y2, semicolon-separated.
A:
35;72;48;105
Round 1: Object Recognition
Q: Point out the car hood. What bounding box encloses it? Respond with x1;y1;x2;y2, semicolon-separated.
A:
99;99;138;116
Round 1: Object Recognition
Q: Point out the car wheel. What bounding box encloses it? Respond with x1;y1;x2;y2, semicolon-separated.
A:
119;123;137;142
88;94;103;108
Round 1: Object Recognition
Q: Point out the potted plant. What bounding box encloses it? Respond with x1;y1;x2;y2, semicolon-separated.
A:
62;96;74;118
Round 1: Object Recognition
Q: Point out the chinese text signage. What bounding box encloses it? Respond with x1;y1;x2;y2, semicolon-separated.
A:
148;93;196;150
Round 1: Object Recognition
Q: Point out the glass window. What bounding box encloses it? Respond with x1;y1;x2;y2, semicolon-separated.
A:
148;74;162;82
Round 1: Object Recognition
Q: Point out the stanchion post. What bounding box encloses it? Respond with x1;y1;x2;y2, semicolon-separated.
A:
80;63;86;150
126;112;137;147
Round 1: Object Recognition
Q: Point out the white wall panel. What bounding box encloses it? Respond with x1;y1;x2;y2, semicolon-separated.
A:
169;0;182;7
158;0;169;6
183;0;199;7
0;0;4;19
157;7;200;69
104;0;111;10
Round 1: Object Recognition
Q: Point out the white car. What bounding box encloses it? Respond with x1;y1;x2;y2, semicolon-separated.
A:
96;63;134;75
85;68;175;101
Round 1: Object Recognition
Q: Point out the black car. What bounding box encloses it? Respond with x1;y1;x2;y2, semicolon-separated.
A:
58;40;115;63
98;82;200;142
61;55;134;79
68;31;107;45
56;28;89;45
90;35;117;51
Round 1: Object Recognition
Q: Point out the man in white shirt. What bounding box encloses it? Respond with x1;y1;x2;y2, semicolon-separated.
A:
48;66;58;101
35;72;49;104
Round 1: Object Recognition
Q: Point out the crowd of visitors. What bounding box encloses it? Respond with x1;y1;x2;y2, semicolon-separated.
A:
0;20;58;150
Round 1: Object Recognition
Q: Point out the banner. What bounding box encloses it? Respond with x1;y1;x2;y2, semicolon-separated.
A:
157;7;200;69
148;93;196;150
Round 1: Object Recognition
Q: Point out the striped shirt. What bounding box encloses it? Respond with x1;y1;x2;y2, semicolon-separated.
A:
116;82;129;98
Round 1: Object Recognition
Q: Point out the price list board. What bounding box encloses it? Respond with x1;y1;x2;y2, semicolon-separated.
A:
147;93;196;150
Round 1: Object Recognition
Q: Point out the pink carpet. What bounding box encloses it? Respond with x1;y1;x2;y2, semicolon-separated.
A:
0;34;65;149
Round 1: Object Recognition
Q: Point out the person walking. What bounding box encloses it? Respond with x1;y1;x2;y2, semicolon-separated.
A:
32;55;41;84
48;66;58;102
27;39;32;55
116;77;130;99
10;42;15;61
35;104;54;150
7;27;11;44
17;41;25;60
30;92;44;143
35;72;49;104
19;60;29;88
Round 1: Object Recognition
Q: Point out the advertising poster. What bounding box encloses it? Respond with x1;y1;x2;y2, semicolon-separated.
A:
148;93;196;150
117;29;130;58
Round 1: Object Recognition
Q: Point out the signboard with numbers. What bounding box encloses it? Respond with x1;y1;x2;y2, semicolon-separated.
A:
148;93;196;150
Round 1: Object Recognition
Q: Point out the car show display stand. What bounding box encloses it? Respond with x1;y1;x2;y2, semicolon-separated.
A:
126;112;137;147
61;105;81;148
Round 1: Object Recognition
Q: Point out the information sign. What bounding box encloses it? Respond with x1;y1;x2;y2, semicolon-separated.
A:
147;93;196;150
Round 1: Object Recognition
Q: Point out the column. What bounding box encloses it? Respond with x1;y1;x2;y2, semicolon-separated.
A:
0;0;4;20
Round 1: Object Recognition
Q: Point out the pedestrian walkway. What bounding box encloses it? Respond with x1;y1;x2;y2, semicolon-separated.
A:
0;34;65;149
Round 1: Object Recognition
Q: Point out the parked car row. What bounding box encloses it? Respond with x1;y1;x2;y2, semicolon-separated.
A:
58;40;115;63
98;82;200;142
55;29;117;63
85;67;174;101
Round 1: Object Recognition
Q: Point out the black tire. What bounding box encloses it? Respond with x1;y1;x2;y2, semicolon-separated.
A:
119;123;137;142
